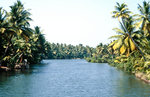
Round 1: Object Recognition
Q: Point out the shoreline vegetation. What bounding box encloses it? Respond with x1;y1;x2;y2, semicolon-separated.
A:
0;0;95;71
86;1;150;83
0;0;47;71
1;0;150;84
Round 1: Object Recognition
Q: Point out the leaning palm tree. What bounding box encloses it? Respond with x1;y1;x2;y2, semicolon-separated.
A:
111;2;146;61
109;17;136;56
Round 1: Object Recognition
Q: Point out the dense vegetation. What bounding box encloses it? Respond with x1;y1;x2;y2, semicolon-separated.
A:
0;0;95;70
87;1;150;81
48;43;94;59
110;1;150;75
0;1;50;70
85;43;114;63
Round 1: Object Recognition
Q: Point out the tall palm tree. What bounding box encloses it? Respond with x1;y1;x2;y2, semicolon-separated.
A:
112;2;131;22
109;17;135;56
34;26;45;48
9;0;33;40
135;1;150;35
111;2;146;60
29;26;46;63
0;0;33;65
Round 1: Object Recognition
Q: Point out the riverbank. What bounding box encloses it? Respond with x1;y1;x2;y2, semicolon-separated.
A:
135;72;150;83
109;62;150;84
85;57;150;84
110;63;150;84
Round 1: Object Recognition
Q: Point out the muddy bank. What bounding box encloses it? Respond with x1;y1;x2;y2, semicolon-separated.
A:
135;72;150;83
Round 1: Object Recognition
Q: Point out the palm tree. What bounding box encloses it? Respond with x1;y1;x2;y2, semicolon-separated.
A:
96;43;104;57
135;1;150;35
112;2;131;22
34;26;45;50
9;0;33;40
111;2;146;60
109;17;135;56
28;26;46;63
0;0;33;65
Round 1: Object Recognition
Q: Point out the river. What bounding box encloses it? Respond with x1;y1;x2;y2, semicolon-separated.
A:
0;59;150;97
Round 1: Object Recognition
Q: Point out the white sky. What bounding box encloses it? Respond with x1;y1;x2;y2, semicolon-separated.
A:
0;0;147;47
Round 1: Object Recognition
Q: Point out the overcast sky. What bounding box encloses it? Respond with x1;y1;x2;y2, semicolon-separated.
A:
0;0;147;47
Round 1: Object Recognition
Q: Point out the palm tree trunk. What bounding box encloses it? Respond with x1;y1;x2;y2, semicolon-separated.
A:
141;19;145;32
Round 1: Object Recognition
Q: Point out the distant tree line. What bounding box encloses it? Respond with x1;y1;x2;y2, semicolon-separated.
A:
47;43;95;59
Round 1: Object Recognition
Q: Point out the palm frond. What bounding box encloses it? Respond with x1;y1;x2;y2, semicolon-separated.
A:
113;28;126;34
109;35;123;39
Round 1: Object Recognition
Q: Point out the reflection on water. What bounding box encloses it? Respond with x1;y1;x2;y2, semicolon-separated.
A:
0;59;150;97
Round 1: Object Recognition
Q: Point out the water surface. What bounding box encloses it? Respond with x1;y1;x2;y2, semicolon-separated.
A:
0;59;150;97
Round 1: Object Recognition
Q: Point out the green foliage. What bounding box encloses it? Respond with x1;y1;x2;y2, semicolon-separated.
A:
107;1;150;76
0;1;49;69
85;43;113;63
48;43;94;59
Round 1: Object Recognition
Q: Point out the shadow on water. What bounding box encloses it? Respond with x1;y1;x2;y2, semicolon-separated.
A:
0;62;47;83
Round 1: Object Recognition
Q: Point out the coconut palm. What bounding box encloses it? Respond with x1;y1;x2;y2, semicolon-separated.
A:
112;2;131;21
111;2;146;60
96;43;104;57
27;26;46;63
9;0;33;40
0;1;33;65
109;17;136;56
34;26;45;49
135;1;150;35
